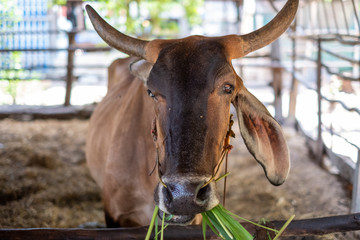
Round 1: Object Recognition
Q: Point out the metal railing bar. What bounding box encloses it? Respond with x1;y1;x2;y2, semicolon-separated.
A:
335;35;360;45
0;30;100;35
0;65;109;70
322;124;360;150
350;0;360;33
234;62;283;68
323;64;359;81
0;77;66;81
321;94;360;115
0;46;112;52
340;0;350;35
288;34;360;45
321;47;360;65
244;54;271;59
298;54;359;81
0;30;63;35
284;66;360;116
0;74;106;81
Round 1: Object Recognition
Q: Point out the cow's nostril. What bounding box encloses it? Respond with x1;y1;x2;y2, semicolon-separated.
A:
196;184;210;203
163;185;173;203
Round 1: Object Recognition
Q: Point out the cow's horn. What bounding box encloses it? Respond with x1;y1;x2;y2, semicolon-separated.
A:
223;0;299;59
86;5;161;62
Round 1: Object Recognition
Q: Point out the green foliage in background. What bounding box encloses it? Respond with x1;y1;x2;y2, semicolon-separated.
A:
0;52;23;104
53;0;204;38
0;0;22;32
0;0;25;104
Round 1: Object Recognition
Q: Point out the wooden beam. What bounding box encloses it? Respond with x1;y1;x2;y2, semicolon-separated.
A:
0;105;94;120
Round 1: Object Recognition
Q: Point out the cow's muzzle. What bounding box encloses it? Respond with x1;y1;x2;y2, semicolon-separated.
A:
155;176;219;224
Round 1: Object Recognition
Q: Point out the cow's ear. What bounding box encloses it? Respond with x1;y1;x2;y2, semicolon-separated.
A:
129;59;153;83
232;87;290;186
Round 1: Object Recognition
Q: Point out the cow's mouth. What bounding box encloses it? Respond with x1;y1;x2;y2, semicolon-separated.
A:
158;209;195;225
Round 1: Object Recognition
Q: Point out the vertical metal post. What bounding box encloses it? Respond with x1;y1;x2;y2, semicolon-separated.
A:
316;39;323;164
288;20;298;124
64;31;76;106
351;0;360;33
271;39;283;123
352;150;360;213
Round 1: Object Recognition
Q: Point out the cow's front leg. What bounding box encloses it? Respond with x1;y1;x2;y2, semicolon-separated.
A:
102;174;155;227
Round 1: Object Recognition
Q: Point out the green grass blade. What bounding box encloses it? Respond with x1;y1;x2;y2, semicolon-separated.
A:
213;205;253;240
161;211;165;240
154;224;169;239
202;213;221;238
155;215;158;240
202;216;207;240
273;215;295;240
221;206;279;233
202;205;255;240
206;210;231;240
145;205;159;240
215;172;231;182
212;210;234;239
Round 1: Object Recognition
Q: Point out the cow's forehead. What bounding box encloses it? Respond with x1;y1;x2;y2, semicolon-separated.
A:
147;38;231;96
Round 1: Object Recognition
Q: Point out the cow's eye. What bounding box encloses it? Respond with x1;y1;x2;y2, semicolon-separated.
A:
223;84;234;94
147;89;155;98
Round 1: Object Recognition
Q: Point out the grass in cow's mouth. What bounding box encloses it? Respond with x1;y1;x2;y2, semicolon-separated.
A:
145;205;295;240
202;204;253;240
202;204;295;240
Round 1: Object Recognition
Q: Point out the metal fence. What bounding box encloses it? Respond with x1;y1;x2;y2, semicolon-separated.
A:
286;0;360;212
0;0;111;105
0;0;57;74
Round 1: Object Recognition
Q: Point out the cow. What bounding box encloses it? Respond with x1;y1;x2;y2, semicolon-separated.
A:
85;0;298;228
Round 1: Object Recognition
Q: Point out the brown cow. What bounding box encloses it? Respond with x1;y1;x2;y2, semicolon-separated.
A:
86;0;298;227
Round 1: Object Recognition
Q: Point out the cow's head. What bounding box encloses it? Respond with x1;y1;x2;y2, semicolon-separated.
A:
87;0;297;225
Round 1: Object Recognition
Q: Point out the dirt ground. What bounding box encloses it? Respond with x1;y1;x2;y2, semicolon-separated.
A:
0;118;359;239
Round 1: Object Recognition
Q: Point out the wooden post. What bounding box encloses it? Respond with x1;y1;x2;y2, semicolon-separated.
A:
288;21;298;124
352;150;360;213
64;31;76;106
316;39;323;164
271;39;283;123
